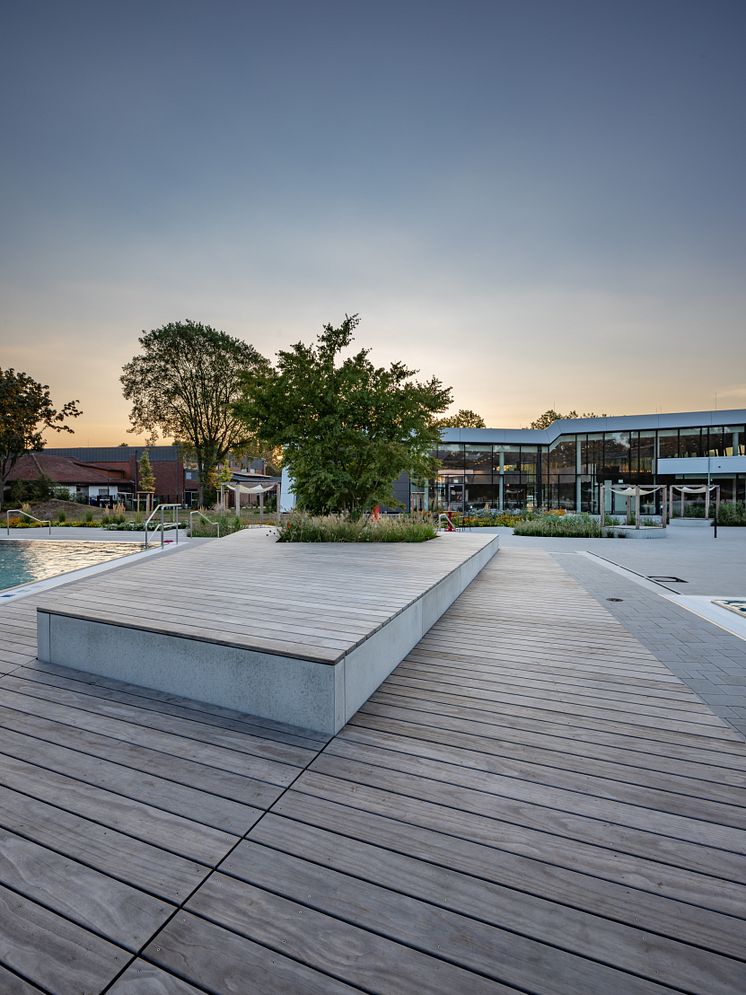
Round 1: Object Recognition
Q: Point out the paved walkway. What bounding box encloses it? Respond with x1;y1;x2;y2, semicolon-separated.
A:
560;552;746;739
0;549;745;992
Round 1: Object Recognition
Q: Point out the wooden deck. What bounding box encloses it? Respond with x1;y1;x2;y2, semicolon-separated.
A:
34;529;497;661
0;548;745;992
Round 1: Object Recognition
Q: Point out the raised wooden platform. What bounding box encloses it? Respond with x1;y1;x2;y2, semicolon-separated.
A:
2;546;745;992
35;530;499;733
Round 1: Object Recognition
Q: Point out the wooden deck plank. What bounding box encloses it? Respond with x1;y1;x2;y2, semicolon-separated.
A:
185;873;518;995
370;688;746;768
108;960;205;994
0;752;238;865
353;701;746;786
0;884;127;994
0;673;314;769
338;723;746;824
142;911;364;995
10;665;323;758
238;823;745;995
0;785;207;902
315;741;746;855
0;965;45;994
0;694;291;805
270;790;746;959
0;684;300;788
0;828;173;950
292;771;746;917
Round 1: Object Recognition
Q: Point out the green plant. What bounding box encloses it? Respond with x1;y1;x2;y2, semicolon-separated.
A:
189;512;243;538
56;510;66;523
277;512;437;543
85;509;93;522
513;513;602;538
716;501;746;526
122;320;268;506
235;314;451;518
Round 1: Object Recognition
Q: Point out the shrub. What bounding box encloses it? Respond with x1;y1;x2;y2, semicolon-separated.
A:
717;501;746;526
277;513;437;543
56;511;66;523
513;513;602;538
85;510;93;522
189;512;242;538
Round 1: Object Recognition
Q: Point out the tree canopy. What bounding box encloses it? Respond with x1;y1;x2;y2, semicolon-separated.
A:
528;408;608;430
234;314;452;517
436;408;486;428
121;320;268;505
0;368;81;503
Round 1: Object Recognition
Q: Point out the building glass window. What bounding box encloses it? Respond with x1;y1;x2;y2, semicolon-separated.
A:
658;430;678;460
463;444;492;477
501;449;520;473
602;433;629;477
581;434;603;475
638;432;656;475
548;438;576;474
438;443;464;472
678;429;702;458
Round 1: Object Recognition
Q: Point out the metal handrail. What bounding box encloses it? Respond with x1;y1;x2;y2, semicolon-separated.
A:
188;510;220;538
144;503;183;548
6;509;51;536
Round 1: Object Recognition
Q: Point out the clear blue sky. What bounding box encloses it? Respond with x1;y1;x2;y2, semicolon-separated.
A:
1;0;745;441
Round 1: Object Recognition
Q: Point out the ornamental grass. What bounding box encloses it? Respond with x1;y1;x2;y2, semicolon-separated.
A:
512;513;602;538
277;513;437;543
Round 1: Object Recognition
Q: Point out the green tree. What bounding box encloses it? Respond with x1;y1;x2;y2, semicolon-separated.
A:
528;409;607;429
436;408;486;428
121;320;268;506
137;449;156;513
0;368;81;504
235;314;452;517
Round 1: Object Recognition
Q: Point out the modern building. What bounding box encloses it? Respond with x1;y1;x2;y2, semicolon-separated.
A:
411;408;746;515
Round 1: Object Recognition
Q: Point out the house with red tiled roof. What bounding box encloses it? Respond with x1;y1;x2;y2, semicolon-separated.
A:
7;453;131;503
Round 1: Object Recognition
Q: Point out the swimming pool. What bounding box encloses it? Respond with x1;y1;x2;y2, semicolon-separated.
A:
0;540;145;593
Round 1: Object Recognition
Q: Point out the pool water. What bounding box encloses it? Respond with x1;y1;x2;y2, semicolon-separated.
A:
0;540;144;592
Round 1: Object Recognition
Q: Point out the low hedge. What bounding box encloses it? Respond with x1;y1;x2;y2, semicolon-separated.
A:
277;513;437;543
513;513;602;538
716;502;746;526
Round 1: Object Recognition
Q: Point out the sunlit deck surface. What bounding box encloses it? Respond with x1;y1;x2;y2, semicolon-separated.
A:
1;548;745;992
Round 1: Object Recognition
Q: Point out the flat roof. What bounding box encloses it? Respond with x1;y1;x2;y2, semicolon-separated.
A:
441;408;746;446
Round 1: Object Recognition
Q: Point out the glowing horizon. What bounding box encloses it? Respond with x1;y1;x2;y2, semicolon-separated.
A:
2;2;744;445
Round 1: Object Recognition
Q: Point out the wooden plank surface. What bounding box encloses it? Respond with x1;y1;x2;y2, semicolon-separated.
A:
2;541;746;993
34;528;498;660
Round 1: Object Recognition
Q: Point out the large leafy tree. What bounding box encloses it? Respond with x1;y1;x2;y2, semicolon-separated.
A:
121;320;268;505
0;368;81;503
235;315;452;517
436;408;486;428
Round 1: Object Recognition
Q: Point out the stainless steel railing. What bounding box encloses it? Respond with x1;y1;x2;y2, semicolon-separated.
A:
188;510;220;538
144;503;182;548
5;509;52;536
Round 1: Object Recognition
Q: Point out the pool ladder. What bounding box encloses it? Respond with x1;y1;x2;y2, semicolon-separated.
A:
5;509;51;536
144;503;183;548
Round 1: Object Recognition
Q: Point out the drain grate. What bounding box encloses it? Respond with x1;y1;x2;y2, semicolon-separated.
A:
648;575;687;583
607;597;624;602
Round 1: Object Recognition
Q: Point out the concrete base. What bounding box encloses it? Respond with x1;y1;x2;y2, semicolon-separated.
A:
37;536;499;734
611;526;667;540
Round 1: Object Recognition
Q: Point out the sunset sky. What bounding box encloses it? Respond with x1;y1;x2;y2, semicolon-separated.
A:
1;0;745;444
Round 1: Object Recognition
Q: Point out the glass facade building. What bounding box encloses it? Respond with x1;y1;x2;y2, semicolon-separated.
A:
411;411;746;514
